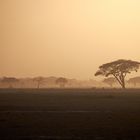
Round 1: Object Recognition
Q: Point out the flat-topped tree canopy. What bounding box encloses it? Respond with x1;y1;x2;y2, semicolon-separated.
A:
1;77;19;83
95;59;140;89
56;77;68;88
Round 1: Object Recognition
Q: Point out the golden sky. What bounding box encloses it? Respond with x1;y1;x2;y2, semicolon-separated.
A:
1;0;140;79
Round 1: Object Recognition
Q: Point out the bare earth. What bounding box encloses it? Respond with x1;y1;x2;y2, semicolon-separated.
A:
0;89;140;140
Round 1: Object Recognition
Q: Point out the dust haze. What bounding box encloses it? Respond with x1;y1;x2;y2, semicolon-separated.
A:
1;1;140;139
1;0;140;80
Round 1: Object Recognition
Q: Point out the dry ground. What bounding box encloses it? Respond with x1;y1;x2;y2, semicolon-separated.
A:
0;88;140;140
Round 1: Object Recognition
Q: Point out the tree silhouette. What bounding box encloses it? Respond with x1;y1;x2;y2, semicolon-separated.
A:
56;77;68;88
128;77;140;87
33;77;45;88
103;77;116;88
95;59;140;89
1;77;19;88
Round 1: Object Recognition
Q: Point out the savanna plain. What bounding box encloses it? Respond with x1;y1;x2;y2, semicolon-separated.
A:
0;89;140;140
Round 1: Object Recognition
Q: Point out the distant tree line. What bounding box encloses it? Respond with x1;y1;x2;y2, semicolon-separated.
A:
1;75;140;89
1;59;140;89
0;77;99;89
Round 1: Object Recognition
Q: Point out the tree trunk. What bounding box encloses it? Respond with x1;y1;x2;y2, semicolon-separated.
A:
113;74;126;89
121;77;125;89
122;83;125;89
37;82;40;89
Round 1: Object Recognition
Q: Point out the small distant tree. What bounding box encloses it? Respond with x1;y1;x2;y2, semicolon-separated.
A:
128;77;140;87
33;77;45;88
1;77;19;88
56;77;68;88
103;77;116;88
95;59;140;89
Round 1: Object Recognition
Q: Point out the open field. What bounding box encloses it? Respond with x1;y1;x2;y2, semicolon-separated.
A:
0;89;140;140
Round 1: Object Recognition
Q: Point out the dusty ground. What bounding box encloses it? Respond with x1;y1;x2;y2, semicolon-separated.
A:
0;88;140;140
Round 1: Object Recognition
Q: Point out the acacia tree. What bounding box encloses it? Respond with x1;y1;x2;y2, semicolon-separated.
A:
95;59;140;89
33;77;45;89
56;77;68;88
1;77;19;88
103;77;116;88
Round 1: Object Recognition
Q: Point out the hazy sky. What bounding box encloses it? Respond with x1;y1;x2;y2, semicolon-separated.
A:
1;0;140;79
